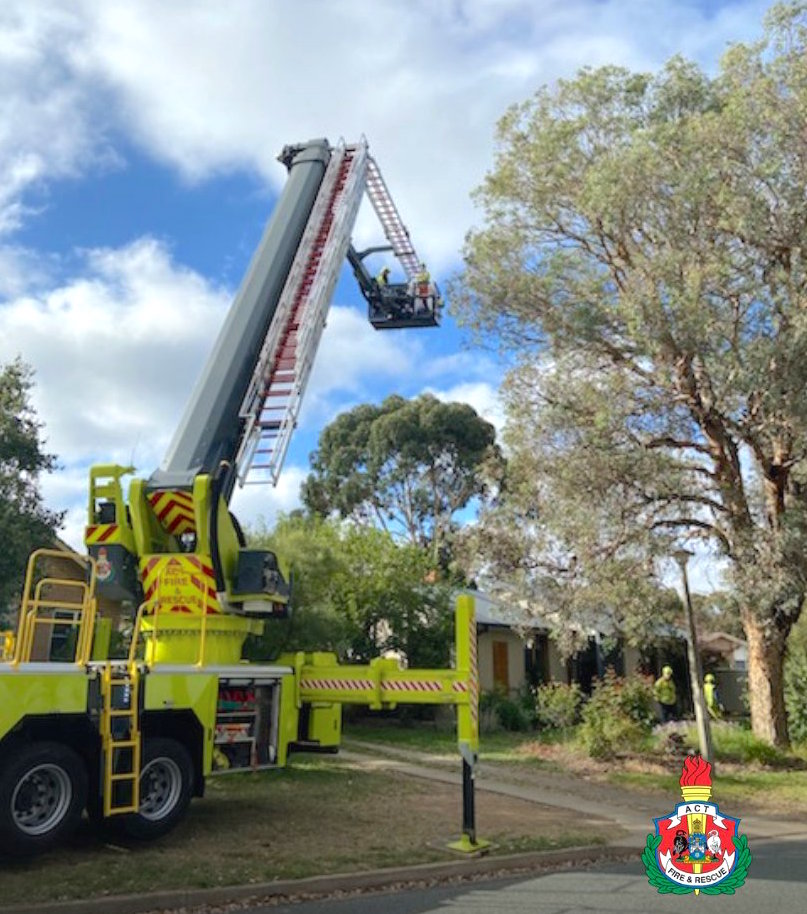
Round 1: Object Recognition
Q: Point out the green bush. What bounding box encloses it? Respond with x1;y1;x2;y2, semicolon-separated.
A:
479;690;532;732
580;710;647;759
535;682;583;731
497;696;532;731
690;721;789;766
578;670;656;759
618;675;658;730
785;643;807;745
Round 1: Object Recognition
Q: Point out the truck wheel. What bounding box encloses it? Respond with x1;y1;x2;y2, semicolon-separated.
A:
120;738;193;840
0;742;87;856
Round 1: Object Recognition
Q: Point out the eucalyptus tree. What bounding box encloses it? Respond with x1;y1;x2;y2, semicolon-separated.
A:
455;3;807;745
302;394;501;568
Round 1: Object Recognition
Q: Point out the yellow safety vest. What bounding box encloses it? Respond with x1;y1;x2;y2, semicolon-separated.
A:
654;676;676;706
704;681;722;718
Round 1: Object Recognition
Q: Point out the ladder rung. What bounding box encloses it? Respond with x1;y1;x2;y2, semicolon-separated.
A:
110;772;138;782
109;739;139;748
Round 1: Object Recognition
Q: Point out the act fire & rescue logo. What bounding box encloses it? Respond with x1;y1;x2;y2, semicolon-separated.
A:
642;755;751;896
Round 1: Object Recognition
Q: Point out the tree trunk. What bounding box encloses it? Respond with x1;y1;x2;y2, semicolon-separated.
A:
742;614;789;747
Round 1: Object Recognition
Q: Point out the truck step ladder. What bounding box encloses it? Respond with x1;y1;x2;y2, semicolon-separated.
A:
100;662;142;816
236;140;369;486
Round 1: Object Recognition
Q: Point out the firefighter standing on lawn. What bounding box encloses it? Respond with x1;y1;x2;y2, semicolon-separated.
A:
704;672;723;720
654;665;677;723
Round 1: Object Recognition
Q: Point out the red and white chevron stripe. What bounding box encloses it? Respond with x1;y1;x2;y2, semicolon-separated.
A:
300;678;375;691
383;680;442;693
469;614;479;728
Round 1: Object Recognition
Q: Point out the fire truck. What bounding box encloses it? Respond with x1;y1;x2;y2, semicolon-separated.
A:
0;139;480;856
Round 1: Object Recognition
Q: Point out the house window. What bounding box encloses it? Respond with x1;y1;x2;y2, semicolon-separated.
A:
525;633;550;685
492;640;509;691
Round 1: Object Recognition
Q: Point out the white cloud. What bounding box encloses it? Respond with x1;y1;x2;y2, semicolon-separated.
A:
426;379;505;433
39;464;90;550
230;464;308;532
0;238;229;469
0;3;119;234
0;0;772;268
300;303;419;427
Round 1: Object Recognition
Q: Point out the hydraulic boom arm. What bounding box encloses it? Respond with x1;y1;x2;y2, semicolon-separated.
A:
84;137;439;621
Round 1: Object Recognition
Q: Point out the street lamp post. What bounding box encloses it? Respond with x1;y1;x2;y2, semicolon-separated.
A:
673;548;715;772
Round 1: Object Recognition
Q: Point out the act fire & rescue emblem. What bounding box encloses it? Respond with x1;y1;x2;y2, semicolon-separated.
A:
642;755;751;895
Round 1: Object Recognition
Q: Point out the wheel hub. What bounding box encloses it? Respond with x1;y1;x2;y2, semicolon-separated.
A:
139;757;182;821
11;764;73;836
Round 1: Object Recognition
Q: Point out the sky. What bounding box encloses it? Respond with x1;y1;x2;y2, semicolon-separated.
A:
0;0;774;590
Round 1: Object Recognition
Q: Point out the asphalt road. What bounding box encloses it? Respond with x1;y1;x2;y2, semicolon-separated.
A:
253;836;805;914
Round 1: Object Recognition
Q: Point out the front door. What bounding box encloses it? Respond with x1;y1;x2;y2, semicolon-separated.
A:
492;640;509;691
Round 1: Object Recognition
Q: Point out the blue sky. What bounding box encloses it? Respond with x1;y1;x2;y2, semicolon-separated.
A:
0;0;775;591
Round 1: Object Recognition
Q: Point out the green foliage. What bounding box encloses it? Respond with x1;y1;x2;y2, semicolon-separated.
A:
618;674;658;730
0;358;63;620
454;2;807;746
534;681;582;731
578;671;656;758
496;697;533;732
680;720;789;766
785;617;807;744
244;514;453;666
302;394;502;566
479;689;533;732
785;650;807;744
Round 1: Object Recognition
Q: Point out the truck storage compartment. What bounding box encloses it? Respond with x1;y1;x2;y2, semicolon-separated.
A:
213;678;280;772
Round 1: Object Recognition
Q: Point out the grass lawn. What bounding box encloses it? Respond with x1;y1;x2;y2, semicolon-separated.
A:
345;720;807;816
605;766;807;815
343;722;563;767
0;755;606;907
603;722;807;815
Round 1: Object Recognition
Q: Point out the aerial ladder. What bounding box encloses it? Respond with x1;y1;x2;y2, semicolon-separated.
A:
0;138;480;858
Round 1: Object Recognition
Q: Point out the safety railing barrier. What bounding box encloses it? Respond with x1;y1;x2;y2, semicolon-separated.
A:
12;548;97;665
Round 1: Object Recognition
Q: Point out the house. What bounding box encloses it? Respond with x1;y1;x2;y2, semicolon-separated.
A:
699;631;747;670
470;588;648;694
468;589;747;715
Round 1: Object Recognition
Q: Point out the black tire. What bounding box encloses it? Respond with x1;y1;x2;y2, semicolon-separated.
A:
119;738;193;840
0;741;88;857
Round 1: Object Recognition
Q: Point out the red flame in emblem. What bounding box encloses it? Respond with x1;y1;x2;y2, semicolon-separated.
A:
680;755;712;787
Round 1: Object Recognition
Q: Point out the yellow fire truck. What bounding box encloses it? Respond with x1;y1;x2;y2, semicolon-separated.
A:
0;139;479;856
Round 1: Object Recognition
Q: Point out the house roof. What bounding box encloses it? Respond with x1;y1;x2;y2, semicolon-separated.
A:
51;537;86;569
461;588;688;641
699;631;747;652
459;589;549;631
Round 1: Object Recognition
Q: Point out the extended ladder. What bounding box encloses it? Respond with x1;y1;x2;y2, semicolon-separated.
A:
100;662;142;816
236;140;369;485
364;156;421;280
